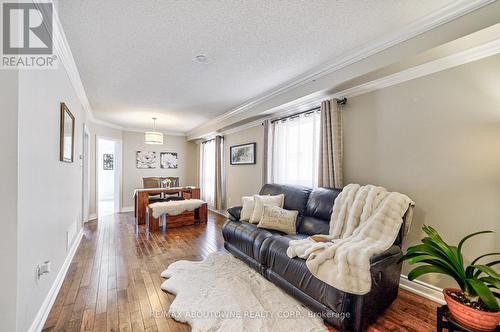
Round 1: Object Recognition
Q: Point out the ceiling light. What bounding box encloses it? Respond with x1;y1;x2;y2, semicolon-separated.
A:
194;54;209;63
144;117;163;145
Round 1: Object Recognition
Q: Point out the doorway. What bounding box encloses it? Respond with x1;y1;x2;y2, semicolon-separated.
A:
82;125;90;224
97;137;122;218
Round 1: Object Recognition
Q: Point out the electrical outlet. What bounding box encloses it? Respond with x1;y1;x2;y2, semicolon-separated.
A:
37;261;51;280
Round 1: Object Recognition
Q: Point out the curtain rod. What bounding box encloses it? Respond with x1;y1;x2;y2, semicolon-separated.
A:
270;98;347;124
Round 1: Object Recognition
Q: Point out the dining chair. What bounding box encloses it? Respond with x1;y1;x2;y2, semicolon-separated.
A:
160;177;184;201
142;177;166;203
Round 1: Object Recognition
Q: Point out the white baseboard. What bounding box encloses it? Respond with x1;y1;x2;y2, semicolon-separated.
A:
28;228;84;332
399;274;445;304
87;213;97;222
209;208;228;218
120;206;134;213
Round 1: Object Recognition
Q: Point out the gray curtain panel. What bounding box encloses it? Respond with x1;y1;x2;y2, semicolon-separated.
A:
318;99;344;188
262;119;270;185
214;135;224;210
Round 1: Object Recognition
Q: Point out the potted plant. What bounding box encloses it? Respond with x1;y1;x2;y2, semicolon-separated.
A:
401;225;500;331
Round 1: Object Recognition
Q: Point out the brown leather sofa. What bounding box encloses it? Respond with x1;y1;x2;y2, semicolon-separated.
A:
223;184;412;331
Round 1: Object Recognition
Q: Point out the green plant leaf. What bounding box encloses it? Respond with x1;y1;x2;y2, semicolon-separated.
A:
466;279;500;311
421;226;464;278
407;254;464;284
487;260;500;268
473;265;500;279
471;252;500;266
465;265;477;279
408;265;452;281
406;243;450;261
458;231;493;266
479;277;500;290
421;237;464;279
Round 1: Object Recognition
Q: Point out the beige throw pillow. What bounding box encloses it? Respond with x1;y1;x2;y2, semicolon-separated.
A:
249;194;284;223
240;196;255;221
257;205;298;235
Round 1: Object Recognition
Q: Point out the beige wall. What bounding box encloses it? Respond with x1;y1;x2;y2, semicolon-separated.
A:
224;125;265;208
219;54;500;290
16;58;88;331
343;54;500;288
0;69;18;332
122;131;198;208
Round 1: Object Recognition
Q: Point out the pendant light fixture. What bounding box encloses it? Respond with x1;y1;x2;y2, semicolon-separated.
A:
144;117;163;145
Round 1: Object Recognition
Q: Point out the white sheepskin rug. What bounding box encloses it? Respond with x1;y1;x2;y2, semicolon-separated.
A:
160;252;327;332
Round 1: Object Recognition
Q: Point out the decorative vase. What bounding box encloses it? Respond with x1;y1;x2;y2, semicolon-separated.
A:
443;288;500;331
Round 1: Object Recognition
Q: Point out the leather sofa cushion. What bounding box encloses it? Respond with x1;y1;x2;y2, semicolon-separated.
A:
259;184;311;214
297;216;329;235
227;206;242;221
305;187;342;220
262;235;348;313
222;220;283;262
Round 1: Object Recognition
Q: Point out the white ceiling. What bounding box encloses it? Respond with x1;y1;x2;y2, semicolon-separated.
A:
58;0;454;134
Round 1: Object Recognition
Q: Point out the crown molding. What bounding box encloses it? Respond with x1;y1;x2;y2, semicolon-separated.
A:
88;115;186;136
218;118;266;136
38;1;95;121
121;126;187;137
187;0;495;138
329;37;500;100
36;1;185;136
199;37;500;140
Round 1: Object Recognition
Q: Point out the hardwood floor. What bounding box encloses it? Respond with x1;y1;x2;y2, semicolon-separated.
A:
43;211;438;332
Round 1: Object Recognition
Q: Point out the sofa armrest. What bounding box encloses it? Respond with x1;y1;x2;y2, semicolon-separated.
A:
369;245;401;264
227;206;242;221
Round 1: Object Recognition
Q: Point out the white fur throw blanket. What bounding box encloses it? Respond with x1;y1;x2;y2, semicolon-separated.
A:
149;199;205;219
286;184;413;295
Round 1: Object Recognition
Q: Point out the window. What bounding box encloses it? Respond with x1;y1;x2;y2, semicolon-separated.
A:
270;110;321;187
200;139;216;208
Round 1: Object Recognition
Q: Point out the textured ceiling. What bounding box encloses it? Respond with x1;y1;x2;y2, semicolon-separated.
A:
58;0;453;134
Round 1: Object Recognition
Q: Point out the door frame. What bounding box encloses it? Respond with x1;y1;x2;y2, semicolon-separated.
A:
82;124;91;223
95;135;123;217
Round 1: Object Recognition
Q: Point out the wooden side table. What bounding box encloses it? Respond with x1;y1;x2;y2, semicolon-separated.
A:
437;305;500;332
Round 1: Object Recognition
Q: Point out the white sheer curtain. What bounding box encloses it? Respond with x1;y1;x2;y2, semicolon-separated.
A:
200;139;216;208
271;110;321;187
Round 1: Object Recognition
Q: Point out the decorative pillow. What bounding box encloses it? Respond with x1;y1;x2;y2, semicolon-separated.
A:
257;205;298;235
240;196;255;221
249;194;284;224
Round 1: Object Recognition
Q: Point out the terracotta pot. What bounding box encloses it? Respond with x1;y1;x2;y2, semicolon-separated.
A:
443;288;500;331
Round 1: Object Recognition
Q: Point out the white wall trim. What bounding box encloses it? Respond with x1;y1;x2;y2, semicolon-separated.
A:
43;0;495;137
219;118;266;136
208;208;229;218
208;36;500;139
27;229;84;332
400;275;445;305
121;206;134;213
187;0;495;139
91;117;187;137
332;38;500;100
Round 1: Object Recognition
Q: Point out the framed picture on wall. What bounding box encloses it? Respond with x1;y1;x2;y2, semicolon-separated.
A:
103;154;114;170
160;152;178;169
136;151;156;169
59;102;75;163
230;143;256;165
